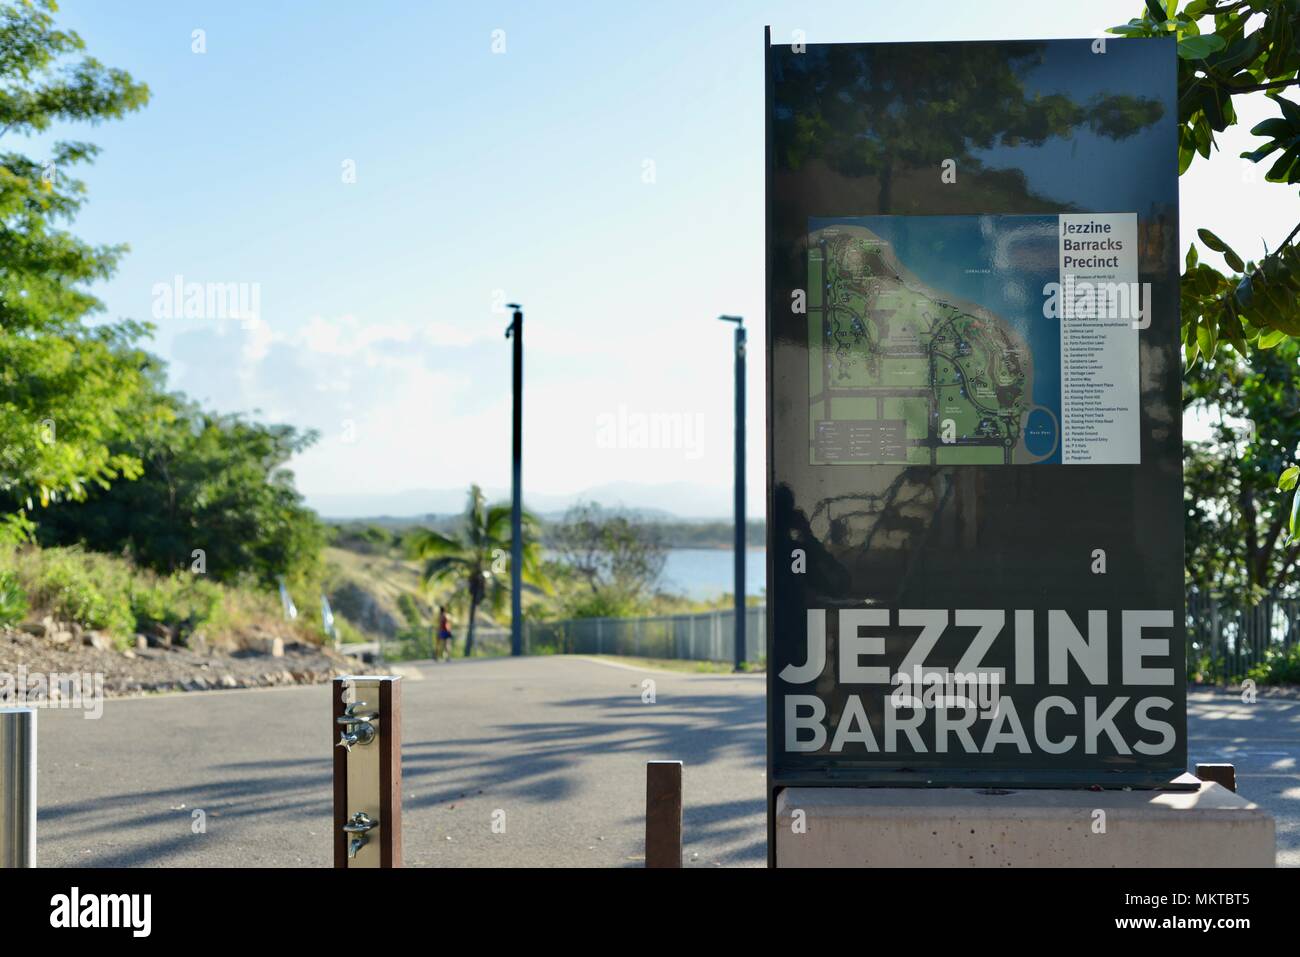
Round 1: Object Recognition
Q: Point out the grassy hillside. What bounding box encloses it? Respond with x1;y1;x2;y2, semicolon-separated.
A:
324;545;428;640
0;544;324;652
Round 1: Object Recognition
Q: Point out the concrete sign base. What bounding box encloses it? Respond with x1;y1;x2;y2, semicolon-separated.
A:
774;780;1274;867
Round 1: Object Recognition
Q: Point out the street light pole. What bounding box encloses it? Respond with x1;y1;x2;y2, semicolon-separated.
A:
719;315;745;671
506;304;524;657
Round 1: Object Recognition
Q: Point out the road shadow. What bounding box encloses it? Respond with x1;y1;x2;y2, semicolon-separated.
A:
41;670;768;867
49;679;1291;867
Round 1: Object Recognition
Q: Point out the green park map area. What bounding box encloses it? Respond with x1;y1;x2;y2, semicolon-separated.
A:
809;224;1038;466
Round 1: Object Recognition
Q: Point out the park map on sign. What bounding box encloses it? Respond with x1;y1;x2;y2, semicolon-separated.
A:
809;223;1048;466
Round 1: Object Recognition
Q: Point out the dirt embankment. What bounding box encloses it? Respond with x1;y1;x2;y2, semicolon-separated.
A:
0;616;355;698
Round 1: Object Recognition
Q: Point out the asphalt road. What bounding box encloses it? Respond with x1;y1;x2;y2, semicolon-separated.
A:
30;657;1299;867
1183;686;1299;868
34;656;767;867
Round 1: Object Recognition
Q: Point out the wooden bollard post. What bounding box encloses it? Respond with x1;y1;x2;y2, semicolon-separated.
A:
333;675;402;867
645;760;682;868
1195;762;1237;793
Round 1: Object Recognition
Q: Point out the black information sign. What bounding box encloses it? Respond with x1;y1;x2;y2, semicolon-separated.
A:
764;31;1186;851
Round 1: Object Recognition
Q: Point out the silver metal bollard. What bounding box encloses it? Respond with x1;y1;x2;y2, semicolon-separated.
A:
0;708;36;868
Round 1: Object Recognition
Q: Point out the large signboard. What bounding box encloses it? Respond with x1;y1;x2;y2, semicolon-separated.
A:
765;33;1186;854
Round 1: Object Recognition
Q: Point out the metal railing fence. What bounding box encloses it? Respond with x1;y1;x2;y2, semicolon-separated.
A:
523;605;765;663
1186;589;1300;681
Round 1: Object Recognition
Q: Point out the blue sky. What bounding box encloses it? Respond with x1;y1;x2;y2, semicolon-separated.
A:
41;1;1292;516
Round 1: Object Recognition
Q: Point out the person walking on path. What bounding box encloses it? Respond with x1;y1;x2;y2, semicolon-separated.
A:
436;606;454;661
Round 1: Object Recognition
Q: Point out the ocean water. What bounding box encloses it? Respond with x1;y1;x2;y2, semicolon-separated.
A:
660;548;767;600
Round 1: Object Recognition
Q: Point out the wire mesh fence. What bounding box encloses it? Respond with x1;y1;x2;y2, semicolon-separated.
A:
1186;590;1300;681
523;605;766;663
369;624;512;662
370;608;764;664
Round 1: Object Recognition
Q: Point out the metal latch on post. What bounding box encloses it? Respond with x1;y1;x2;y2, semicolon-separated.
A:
332;676;402;868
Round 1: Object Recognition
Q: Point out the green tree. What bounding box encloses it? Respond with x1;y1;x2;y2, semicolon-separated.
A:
406;484;545;656
1108;3;1300;363
551;501;666;617
1184;338;1300;597
0;0;153;533
33;392;326;588
1108;2;1300;545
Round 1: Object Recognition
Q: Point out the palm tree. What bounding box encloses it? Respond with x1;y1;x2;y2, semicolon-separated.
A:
406;484;545;657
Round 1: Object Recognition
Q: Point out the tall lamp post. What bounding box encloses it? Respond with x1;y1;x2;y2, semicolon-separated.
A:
506;304;524;657
719;315;745;671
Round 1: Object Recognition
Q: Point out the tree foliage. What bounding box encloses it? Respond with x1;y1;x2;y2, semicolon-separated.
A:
1108;2;1300;582
0;0;152;525
1110;1;1300;362
33;393;326;588
1184;338;1300;597
406;485;545;655
551;501;667;618
1;1;325;596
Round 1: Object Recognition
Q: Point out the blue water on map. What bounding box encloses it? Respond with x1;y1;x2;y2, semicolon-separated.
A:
1024;407;1057;458
812;214;1063;464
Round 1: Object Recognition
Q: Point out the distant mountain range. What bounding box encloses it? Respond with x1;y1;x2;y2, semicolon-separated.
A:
305;481;761;522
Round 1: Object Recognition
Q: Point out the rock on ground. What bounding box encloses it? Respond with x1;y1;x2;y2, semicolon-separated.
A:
0;624;352;697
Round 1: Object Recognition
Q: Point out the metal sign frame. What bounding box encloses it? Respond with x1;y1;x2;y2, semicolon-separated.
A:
764;29;1189;865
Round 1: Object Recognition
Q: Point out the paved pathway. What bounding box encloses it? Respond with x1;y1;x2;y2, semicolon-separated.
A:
31;659;1297;866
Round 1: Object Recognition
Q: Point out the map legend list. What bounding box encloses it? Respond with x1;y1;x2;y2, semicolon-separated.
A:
815;420;907;462
1058;213;1141;465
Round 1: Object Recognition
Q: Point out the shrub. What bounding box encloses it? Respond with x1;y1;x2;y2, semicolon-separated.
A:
0;543;324;648
27;548;135;635
560;590;643;619
129;574;224;632
1246;645;1300;686
0;570;28;626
